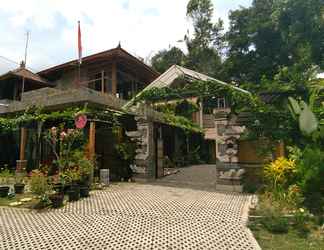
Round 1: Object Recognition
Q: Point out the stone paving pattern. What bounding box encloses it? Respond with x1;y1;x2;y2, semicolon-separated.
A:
0;183;259;250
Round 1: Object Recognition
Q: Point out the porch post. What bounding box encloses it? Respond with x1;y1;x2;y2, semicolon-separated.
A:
101;70;105;93
199;100;203;128
19;127;27;161
111;63;117;96
17;127;28;173
88;122;96;160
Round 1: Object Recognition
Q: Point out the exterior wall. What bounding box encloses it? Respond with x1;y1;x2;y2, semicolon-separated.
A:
238;140;270;164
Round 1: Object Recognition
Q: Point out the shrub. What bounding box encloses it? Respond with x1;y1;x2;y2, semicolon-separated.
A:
293;208;312;236
262;216;289;234
29;170;52;208
264;157;296;191
257;193;290;234
29;170;52;196
295;147;324;214
0;168;14;184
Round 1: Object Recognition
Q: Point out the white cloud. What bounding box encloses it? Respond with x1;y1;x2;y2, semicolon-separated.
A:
0;0;252;74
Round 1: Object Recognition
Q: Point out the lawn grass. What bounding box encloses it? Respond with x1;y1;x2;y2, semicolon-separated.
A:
251;223;324;250
0;193;38;208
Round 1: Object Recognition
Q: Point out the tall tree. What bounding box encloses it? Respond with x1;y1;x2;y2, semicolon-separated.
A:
185;0;224;78
150;47;186;73
225;0;324;85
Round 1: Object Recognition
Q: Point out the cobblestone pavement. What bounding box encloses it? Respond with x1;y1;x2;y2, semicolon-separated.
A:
0;183;260;250
155;165;218;191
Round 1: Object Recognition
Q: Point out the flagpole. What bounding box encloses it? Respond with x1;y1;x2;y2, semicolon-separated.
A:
77;20;82;87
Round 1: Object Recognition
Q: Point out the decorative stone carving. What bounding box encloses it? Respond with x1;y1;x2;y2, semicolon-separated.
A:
126;116;155;179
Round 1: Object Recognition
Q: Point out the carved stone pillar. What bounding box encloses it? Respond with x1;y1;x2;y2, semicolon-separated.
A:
126;117;156;180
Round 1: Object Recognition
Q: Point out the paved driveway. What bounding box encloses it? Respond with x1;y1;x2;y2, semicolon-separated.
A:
0;183;259;250
156;165;218;191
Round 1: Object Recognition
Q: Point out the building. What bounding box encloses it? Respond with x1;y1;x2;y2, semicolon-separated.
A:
131;64;250;165
0;47;268;185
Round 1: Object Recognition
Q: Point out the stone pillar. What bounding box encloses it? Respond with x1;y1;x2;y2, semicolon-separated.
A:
126;117;156;181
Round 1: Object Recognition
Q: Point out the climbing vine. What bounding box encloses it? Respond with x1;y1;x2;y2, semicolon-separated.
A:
134;80;256;113
0;104;122;133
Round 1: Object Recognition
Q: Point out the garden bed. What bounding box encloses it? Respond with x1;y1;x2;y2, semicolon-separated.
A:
249;194;324;250
250;222;324;250
0;193;38;209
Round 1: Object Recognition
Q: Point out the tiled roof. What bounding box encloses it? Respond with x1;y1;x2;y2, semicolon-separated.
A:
0;67;51;85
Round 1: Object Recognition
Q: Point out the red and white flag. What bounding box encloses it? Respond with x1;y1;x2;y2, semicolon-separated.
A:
78;21;82;64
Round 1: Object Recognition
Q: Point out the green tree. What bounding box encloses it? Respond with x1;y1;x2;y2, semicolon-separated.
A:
150;47;186;73
185;0;224;78
225;0;324;84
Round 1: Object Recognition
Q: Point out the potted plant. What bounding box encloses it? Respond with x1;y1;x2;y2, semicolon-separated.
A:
29;170;52;209
62;168;81;202
75;151;94;198
0;168;13;197
14;174;26;194
49;192;64;208
49;172;65;194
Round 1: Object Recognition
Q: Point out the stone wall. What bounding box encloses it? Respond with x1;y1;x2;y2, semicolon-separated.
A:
5;87;128;113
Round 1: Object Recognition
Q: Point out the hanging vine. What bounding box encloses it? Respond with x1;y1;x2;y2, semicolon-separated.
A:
0;104;122;133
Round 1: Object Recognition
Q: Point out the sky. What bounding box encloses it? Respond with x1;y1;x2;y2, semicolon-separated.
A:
0;0;252;74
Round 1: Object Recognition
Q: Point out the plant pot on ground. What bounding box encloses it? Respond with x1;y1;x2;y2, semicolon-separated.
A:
67;184;80;202
49;193;64;208
14;183;25;194
53;183;64;194
79;185;90;198
0;186;10;197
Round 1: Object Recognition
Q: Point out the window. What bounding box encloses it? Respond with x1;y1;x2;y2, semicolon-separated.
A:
88;71;111;93
88;72;102;91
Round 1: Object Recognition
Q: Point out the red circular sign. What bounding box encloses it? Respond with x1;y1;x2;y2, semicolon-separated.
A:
75;114;87;129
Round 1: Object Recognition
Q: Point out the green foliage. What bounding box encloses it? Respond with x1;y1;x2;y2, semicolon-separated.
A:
70;151;94;179
163;113;202;134
154;100;199;122
294;146;324;213
0;168;14;185
257;195;290;234
288;97;319;135
136;80;253;109
150;0;224;78
0;105;120;134
186;0;224;77
151;47;186;73
115;143;136;162
293;208;312;235
264;157;297;192
225;0;324;84
262;216;289;234
29;170;52;198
